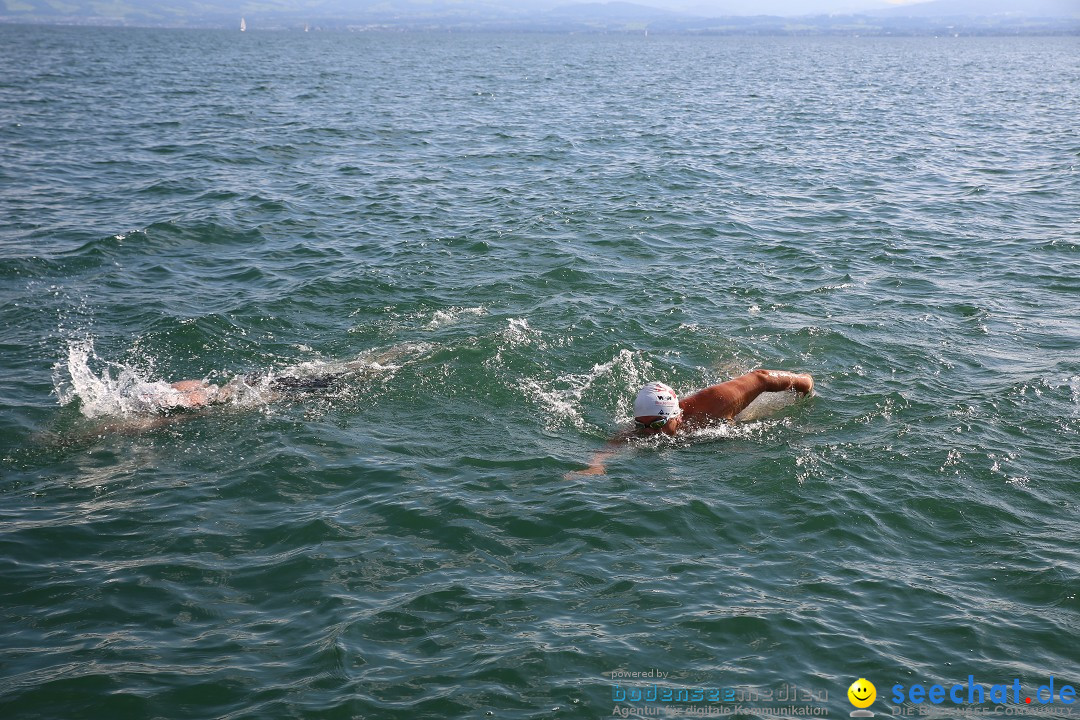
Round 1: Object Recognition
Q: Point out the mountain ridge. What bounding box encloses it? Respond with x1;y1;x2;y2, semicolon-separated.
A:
2;0;1077;33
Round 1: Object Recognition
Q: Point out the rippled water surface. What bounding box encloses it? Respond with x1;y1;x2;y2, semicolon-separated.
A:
1;26;1079;719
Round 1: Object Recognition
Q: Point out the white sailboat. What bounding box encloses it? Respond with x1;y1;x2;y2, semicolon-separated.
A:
240;17;246;32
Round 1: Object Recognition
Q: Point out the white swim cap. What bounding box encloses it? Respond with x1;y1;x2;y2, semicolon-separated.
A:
633;381;681;423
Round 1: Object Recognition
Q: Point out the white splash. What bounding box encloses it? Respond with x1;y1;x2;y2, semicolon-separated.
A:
425;306;486;330
733;389;800;422
1064;375;1079;407
500;317;540;346
523;349;653;430
272;341;435;387
54;338;189;418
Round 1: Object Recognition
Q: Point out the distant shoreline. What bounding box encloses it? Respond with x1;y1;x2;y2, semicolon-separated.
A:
1;14;1078;37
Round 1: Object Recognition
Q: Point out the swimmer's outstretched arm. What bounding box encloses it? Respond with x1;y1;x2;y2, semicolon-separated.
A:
679;369;813;426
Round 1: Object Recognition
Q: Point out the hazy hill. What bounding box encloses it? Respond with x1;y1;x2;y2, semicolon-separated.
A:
1;0;1077;32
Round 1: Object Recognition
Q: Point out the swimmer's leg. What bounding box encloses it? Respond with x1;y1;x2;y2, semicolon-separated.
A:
268;373;345;394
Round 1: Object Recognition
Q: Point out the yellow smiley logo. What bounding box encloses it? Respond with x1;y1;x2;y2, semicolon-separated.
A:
848;678;877;709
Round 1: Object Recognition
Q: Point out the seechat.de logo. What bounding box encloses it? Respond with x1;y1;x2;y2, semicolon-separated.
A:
848;678;877;717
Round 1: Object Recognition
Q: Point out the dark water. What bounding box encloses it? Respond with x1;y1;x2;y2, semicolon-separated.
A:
1;25;1079;720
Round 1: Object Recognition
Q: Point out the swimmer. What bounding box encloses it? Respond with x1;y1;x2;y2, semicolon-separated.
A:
152;373;347;411
114;344;426;420
49;371;354;443
138;345;426;414
570;369;814;476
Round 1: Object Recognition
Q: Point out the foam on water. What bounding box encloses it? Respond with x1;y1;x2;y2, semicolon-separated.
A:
424;306;486;329
732;388;802;422
54;338;181;419
276;341;435;380
500;317;541;346
523;348;653;430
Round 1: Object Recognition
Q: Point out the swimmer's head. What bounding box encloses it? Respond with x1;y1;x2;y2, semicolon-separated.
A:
633;381;682;432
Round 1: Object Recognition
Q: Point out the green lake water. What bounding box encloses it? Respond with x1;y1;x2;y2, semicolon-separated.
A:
1;26;1078;720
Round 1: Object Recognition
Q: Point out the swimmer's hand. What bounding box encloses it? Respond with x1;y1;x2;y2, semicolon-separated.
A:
564;463;606;480
564;449;617;479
